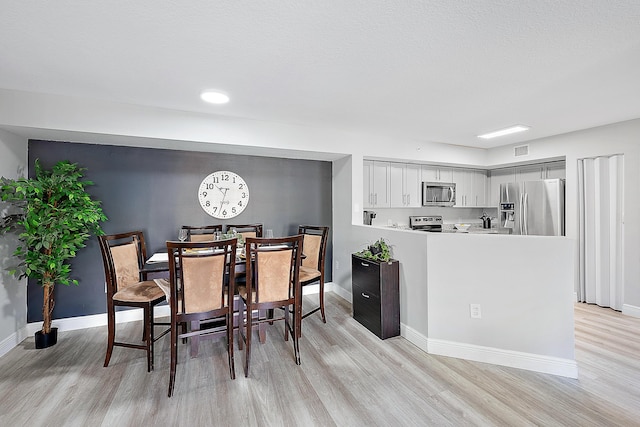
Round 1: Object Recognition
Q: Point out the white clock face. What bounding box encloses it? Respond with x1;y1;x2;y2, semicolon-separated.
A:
198;171;250;219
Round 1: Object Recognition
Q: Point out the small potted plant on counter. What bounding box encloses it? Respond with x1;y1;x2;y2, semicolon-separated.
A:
0;160;108;348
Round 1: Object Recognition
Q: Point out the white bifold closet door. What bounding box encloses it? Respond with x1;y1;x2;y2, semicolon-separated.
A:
577;154;624;310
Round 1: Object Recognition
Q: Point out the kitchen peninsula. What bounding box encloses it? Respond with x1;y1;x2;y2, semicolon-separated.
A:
347;224;577;378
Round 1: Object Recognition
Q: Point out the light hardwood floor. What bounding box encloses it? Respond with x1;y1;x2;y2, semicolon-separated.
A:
1;295;639;426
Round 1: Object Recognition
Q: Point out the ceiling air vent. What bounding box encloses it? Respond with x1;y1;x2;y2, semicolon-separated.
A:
514;144;529;157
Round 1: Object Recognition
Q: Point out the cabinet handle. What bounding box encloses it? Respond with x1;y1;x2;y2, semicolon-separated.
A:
360;262;369;267
361;292;370;299
407;194;410;205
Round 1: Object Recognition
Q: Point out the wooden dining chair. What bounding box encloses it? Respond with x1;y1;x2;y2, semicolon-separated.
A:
298;225;330;329
181;224;223;242
237;235;303;377
98;231;170;372
166;238;238;397
226;223;263;239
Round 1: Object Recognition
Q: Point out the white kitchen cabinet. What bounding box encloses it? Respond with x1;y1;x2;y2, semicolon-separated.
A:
453;168;487;207
544;161;566;179
515;164;544;181
421;165;452;183
472;169;488;206
488;167;515;207
364;160;390;208
515;161;566;181
390;163;421;207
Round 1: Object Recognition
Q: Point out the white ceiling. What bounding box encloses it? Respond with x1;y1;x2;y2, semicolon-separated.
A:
2;1;640;149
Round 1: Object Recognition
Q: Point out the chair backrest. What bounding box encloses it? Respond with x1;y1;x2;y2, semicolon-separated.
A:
98;231;147;295
245;235;302;304
181;225;223;242
167;238;237;315
298;225;329;272
227;224;263;239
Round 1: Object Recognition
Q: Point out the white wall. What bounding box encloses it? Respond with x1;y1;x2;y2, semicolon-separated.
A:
0;128;28;356
487;119;640;314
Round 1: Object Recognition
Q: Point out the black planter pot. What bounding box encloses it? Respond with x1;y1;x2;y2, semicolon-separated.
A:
35;327;58;349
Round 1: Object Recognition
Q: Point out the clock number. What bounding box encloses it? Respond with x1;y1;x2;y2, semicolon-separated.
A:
201;191;207;197
232;207;237;214
206;183;215;190
222;209;227;216
212;176;219;184
242;192;247;198
222;174;229;181
205;201;210;207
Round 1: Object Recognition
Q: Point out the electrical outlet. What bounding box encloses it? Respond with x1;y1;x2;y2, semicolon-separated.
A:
470;303;481;319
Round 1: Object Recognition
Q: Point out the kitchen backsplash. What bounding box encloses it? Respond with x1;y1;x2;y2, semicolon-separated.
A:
368;207;498;228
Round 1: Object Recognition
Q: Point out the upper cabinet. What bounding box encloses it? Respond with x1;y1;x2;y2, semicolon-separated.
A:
364;160;390;208
488;161;566;207
452;168;488;207
389;163;421;207
515;161;566;181
544;161;566;179
421;165;452;183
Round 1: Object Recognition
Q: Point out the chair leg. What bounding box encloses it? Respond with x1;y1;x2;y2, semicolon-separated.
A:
168;318;178;397
237;299;244;351
190;320;200;358
144;305;153;372
290;307;301;365
258;309;266;344
227;311;235;380
244;305;252;377
319;279;326;323
284;305;289;342
104;304;116;367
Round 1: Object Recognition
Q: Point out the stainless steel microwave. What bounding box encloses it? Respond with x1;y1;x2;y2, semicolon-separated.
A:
422;182;456;206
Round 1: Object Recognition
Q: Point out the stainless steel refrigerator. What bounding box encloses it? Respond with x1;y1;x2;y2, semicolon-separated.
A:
499;179;565;236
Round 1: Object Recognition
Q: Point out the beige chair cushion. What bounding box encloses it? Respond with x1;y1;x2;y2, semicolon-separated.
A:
299;266;321;284
302;234;321;269
240;249;293;303
113;280;165;303
181;255;226;313
190;234;214;242
111;241;140;290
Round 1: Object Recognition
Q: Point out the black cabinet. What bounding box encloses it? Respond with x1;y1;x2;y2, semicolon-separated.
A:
351;254;399;339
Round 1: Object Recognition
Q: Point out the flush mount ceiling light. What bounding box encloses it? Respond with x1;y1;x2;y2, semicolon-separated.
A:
477;125;530;140
200;91;230;104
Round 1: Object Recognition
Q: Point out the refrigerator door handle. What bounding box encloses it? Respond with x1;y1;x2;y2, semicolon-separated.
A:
523;193;529;235
518;193;523;234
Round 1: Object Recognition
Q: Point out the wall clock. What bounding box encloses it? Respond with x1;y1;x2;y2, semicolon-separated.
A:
198;171;250;219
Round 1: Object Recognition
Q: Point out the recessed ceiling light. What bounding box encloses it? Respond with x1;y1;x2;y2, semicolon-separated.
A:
200;91;230;104
478;125;530;139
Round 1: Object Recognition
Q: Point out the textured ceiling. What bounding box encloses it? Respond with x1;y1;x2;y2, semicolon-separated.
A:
1;1;640;149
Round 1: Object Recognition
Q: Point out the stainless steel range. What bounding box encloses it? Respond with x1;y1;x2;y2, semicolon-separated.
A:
409;215;443;232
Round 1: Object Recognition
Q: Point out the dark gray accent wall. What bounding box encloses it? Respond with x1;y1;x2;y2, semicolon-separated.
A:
27;140;332;322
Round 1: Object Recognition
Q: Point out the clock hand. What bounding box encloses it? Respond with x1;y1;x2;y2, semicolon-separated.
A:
219;187;229;212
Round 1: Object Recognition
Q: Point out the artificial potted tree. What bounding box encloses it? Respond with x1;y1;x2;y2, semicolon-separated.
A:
0;160;107;348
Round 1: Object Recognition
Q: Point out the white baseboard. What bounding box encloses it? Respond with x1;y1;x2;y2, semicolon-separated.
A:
0;326;30;359
622;303;640;318
336;288;577;378
426;338;578;379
